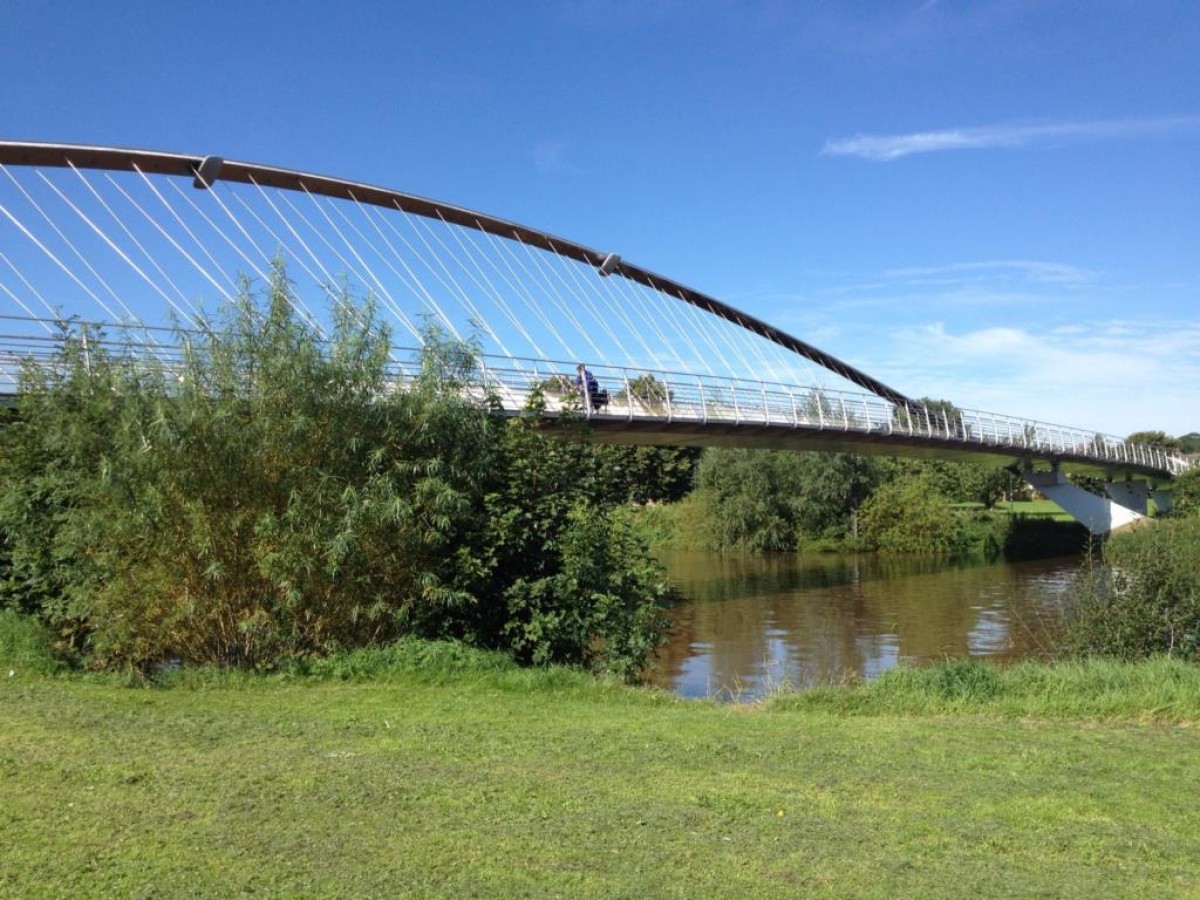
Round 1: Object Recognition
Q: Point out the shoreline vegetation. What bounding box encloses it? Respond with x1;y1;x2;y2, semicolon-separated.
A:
4;624;1200;722
625;494;1088;559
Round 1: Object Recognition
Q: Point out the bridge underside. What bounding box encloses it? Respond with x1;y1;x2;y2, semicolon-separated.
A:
537;415;1174;535
540;415;1170;482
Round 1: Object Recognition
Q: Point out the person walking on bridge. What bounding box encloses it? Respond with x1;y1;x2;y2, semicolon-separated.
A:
575;363;603;413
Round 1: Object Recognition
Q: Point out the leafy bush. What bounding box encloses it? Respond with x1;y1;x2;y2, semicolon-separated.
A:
857;475;970;554
0;265;669;678
1169;467;1200;517
1061;517;1200;662
879;457;1010;509
501;504;671;680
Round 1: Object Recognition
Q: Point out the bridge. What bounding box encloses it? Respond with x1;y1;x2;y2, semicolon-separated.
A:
0;141;1192;533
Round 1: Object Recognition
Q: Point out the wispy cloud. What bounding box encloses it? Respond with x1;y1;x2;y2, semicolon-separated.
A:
823;115;1200;161
532;140;584;175
873;320;1200;434
881;260;1097;286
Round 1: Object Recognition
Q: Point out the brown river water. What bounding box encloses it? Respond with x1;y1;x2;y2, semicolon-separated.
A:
647;550;1079;700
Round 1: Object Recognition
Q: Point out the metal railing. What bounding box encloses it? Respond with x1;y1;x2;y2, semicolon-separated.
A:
474;354;1194;478
0;320;1192;479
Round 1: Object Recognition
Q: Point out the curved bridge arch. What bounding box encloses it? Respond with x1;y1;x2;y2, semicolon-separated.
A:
0;139;1192;527
0;140;915;407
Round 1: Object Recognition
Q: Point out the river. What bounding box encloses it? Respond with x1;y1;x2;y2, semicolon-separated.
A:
647;550;1079;700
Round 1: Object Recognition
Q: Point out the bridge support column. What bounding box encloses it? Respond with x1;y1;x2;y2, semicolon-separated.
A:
1022;471;1146;535
1104;479;1148;515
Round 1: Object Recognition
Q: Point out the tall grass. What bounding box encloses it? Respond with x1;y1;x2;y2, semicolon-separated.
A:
0;610;59;676
769;656;1200;721
136;638;671;705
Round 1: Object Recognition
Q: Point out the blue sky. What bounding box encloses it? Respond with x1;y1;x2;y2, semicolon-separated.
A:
3;0;1198;434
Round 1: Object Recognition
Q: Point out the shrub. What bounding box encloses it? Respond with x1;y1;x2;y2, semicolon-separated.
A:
1061;517;1200;662
501;504;670;680
1169;467;1200;517
857;475;970;555
0;265;670;678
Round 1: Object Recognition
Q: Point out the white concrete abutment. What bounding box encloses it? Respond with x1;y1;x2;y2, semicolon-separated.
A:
1021;471;1162;535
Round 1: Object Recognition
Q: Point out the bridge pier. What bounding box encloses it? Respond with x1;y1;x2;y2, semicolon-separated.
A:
1022;470;1147;535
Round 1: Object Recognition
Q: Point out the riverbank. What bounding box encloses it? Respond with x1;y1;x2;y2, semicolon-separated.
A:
627;496;1088;558
3;651;1198;898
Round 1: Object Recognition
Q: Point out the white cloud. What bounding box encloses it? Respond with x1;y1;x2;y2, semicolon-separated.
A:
532;141;584;175
871;320;1200;435
881;260;1097;286
823;115;1200;161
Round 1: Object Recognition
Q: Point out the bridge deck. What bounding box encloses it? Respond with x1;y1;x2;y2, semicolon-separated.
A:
473;363;1187;481
0;336;1189;481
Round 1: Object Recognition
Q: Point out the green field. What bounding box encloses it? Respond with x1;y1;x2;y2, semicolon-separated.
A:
3;658;1199;898
966;498;1075;521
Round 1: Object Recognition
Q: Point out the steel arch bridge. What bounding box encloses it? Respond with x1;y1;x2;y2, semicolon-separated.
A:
0;141;1192;531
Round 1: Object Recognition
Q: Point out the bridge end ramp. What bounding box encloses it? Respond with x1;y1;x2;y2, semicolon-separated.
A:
1023;471;1147;535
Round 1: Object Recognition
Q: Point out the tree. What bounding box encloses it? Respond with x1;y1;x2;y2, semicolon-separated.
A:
1126;430;1180;450
902;397;971;438
695;448;881;550
614;373;671;415
592;445;701;505
879;457;1009;509
695;448;800;551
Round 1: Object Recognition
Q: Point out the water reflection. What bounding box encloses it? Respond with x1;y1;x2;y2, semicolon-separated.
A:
649;551;1076;700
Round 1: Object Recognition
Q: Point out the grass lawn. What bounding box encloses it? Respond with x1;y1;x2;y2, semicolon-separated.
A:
3;661;1199;898
972;498;1075;521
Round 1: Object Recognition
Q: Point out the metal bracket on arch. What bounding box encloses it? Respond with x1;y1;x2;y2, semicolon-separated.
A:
597;252;621;277
192;156;224;190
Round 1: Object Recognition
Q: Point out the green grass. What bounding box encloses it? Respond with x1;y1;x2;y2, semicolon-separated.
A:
950;499;1074;520
0;609;60;676
770;656;1200;720
3;654;1199;897
979;498;1075;521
